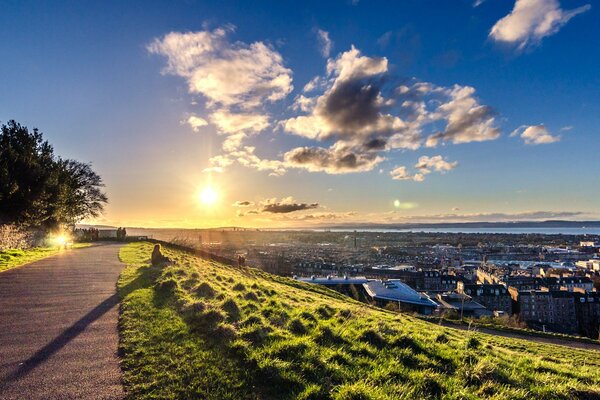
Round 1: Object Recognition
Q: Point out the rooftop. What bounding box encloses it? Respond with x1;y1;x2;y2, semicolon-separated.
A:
295;275;370;285
363;280;438;308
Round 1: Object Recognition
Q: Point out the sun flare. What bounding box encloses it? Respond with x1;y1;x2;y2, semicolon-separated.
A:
199;186;218;206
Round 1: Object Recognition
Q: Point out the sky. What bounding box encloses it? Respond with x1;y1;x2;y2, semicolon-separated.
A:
1;0;598;228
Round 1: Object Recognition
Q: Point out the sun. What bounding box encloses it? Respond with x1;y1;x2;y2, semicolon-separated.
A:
199;186;218;206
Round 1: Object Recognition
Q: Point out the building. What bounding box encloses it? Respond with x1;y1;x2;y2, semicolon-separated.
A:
362;279;438;314
576;259;600;272
422;270;443;291
435;293;491;318
538;277;594;292
573;290;600;339
440;274;459;292
514;290;577;334
457;283;512;315
295;275;369;285
363;268;424;289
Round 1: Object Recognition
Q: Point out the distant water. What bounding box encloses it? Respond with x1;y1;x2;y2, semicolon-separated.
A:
128;227;600;239
324;227;600;235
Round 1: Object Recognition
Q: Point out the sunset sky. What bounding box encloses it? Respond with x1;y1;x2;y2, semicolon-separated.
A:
1;0;598;228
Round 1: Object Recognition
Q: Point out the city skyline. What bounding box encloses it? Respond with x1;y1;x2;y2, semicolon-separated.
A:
1;0;598;228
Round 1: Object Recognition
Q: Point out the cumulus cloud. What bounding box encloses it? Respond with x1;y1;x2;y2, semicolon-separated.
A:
390;166;424;182
415;155;458;173
149;26;293;173
148;26;293;108
152;32;504;179
186;115;208;131
236;197;319;215
511;124;560;144
489;0;591;49
284;144;384;174
233;200;254;207
316;29;333;58
390;155;457;182
282;47;499;174
425;85;500;147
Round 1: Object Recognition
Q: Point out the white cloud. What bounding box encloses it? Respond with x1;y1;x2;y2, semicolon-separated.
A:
425;85;500;147
149;26;293;173
284;144;384;174
209;110;269;135
282;46;499;176
415;155;458;173
390;166;422;181
511;124;560;144
152;34;504;179
186;115;208;131
390;155;457;182
148;27;293;108
316;29;333;58
489;0;591;49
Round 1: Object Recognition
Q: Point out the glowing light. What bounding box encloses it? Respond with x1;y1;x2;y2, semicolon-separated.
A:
393;200;418;209
199;186;218;206
50;233;71;247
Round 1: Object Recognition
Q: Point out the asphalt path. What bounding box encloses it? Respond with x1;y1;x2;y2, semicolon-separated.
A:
0;244;124;400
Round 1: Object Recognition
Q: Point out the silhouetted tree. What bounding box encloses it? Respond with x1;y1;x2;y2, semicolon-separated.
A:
0;120;107;230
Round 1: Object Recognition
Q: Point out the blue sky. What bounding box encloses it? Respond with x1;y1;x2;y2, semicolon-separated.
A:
1;0;598;227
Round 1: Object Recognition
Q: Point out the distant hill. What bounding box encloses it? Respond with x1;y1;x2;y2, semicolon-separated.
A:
117;242;600;399
317;220;600;230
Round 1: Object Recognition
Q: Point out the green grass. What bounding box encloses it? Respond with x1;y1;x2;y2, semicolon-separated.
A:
118;242;600;400
0;243;91;273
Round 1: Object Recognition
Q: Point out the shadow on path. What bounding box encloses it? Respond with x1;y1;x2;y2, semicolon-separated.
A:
0;293;119;388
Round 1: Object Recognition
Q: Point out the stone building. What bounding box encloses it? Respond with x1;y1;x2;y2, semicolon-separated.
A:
514;290;577;334
457;283;513;315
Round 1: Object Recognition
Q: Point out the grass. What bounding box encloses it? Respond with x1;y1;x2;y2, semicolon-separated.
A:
0;243;91;273
118;242;600;400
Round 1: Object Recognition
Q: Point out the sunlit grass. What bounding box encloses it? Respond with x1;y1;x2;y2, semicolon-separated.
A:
118;242;600;400
0;243;91;273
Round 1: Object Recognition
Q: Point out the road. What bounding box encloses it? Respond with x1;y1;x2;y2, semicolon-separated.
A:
0;244;124;400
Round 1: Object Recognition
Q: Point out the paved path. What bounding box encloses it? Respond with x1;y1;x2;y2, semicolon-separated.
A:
0;244;124;400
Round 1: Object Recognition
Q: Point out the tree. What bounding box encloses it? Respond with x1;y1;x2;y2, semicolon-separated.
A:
0;120;107;230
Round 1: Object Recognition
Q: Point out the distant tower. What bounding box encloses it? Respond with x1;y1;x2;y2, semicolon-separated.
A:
354;230;357;249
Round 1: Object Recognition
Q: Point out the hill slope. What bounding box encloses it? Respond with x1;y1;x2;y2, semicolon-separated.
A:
118;243;600;400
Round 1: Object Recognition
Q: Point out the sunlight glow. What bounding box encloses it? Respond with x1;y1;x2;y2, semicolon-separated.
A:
199;186;218;206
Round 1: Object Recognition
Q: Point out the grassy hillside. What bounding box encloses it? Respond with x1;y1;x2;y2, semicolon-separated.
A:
118;242;600;400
